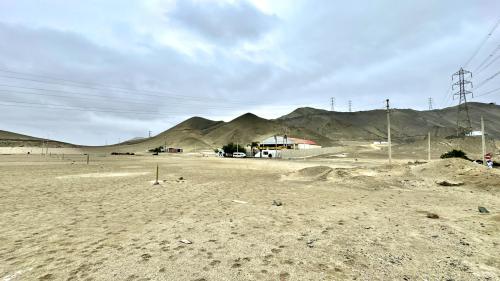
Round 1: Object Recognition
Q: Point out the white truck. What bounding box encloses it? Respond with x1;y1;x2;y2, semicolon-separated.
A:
254;149;281;158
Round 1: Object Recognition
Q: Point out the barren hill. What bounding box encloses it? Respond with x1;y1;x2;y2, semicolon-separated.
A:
1;102;499;153
109;102;500;153
0;130;76;148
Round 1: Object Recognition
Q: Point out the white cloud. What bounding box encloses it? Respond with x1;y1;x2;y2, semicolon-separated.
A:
0;0;499;144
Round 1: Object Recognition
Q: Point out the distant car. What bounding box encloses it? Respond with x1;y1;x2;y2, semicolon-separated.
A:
232;152;246;158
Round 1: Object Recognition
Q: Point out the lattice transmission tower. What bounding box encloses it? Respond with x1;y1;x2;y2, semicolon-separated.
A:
452;68;473;136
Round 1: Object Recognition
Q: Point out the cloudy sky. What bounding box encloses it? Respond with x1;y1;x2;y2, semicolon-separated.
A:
0;0;499;145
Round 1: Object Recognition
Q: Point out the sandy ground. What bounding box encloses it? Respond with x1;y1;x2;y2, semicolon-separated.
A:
0;154;499;280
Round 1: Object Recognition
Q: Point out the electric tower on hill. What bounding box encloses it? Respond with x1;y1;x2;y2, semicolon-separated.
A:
452;68;473;136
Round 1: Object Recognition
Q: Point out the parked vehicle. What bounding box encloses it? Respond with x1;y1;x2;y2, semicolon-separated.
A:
254;149;281;158
232;152;246;158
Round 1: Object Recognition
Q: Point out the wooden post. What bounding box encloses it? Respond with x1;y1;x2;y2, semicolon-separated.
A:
427;131;431;161
481;116;486;166
274;135;277;159
154;164;159;185
86;154;89;165
386;99;392;165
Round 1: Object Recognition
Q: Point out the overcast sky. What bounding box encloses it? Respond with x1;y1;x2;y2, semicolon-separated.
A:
0;0;499;145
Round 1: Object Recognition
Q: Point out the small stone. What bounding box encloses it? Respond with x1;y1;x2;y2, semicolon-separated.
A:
437;180;464;186
478;206;489;214
426;213;439;219
179;239;192;244
306;239;317;248
272;200;283;206
179;177;184;180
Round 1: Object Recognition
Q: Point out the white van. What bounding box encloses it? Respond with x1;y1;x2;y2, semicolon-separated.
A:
232;152;246;158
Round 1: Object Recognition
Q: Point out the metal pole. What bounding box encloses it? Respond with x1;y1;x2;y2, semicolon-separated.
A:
386;99;392;165
481;116;486;166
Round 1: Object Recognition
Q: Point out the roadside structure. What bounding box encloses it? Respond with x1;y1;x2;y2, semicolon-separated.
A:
258;136;321;150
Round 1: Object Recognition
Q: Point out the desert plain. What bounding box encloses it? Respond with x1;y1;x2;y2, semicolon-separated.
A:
0;152;499;281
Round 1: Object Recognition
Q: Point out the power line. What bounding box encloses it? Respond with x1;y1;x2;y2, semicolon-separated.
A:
474;44;500;72
477;54;500;74
464;18;500;68
0;100;179;117
0;69;208;101
0;71;281;107
0;83;217;105
0;88;251;111
474;86;500;98
475;69;500;90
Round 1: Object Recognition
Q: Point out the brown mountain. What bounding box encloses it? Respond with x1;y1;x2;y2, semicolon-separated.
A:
1;102;499;152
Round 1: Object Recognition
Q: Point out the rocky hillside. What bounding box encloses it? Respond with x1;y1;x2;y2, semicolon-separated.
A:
1;102;499;152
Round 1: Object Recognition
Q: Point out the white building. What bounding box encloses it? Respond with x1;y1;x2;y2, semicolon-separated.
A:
258;136;321;150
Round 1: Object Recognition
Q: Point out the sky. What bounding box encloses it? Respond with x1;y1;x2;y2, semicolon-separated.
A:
0;0;499;145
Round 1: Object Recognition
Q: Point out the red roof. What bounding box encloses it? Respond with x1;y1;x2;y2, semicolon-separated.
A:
289;137;317;145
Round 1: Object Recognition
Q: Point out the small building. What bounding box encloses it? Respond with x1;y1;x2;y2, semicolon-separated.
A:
258;136;321;150
164;147;183;153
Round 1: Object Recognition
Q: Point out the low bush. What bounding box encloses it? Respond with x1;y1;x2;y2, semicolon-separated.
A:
440;149;470;160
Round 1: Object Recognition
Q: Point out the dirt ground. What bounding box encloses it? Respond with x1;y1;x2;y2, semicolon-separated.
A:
0;154;499;280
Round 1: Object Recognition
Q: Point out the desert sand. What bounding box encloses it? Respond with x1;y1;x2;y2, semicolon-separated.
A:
0;153;499;280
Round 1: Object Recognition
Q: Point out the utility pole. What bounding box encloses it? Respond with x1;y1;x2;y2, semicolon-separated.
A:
428;131;431;161
481;116;486;166
330;97;335;111
428;97;433;110
452;68;473;136
348;100;352;112
386;99;392;165
274;135;278;159
148;131;152;138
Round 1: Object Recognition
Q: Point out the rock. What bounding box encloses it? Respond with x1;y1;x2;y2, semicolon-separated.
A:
272;200;283;206
179;239;192;244
232;200;248;204
306;239;317;248
478;206;489;214
426;213;439;219
178;176;184;180
437;180;464;186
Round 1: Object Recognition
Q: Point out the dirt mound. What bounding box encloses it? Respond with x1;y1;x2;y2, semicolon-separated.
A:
283;165;333;181
412;158;488;178
410;158;500;189
297;166;333;177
